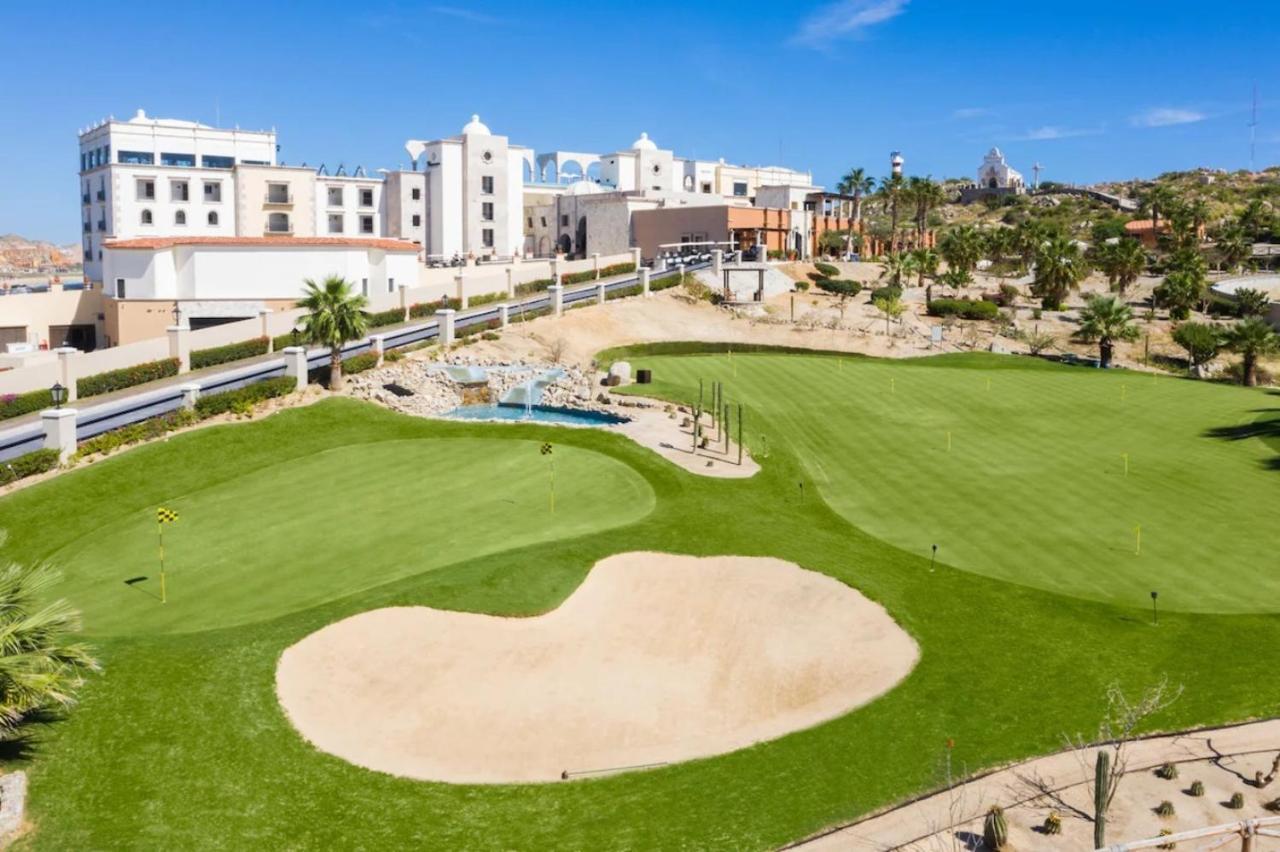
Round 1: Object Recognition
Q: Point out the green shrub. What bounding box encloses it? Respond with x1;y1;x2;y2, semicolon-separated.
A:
815;278;862;297
1157;829;1175;850
814;261;840;278
0;448;60;485
481;331;500;341
0;388;54;422
190;337;269;370
605;284;643;301
650;272;688;292
77;358;180;398
870;285;902;303
1189;780;1205;797
795;280;810;291
271;332;303;352
510;306;553;323
194;377;295;418
342;352;378;375
514;278;555;296
366;307;407;328
409;298;461;319
73;410;197;460
562;262;636;285
467;291;506;307
767;249;783;259
928;298;1000;320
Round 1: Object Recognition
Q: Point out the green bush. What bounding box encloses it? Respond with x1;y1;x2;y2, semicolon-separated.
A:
1156;762;1179;780
870;286;902;303
814;262;840;278
0;448;60;485
606;284;643;301
190;337;269;370
0;388;54;422
271;332;303;352
366;307;407;328
795;280;810;291
510;306;552;323
514;278;555;296
928;298;1000;320
409;298;461;319
467;291;506;307
650;272;688;292
73;410;197;461
77;358;180;398
481;331;500;341
1227;792;1245;809
560;262;636;286
194;377;296;418
342;353;378;375
1155;800;1175;817
815;278;862;296
767;249;784;260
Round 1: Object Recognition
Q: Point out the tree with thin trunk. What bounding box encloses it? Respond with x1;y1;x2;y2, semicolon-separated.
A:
907;247;940;303
873;293;904;336
878;173;906;255
879;253;909;288
1223;316;1279;386
1171;321;1223;377
837;167;876;223
296;276;370;391
1095;237;1146;295
0;563;99;741
1074;295;1140;368
1030;235;1088;310
1215;222;1251;272
938;225;983;277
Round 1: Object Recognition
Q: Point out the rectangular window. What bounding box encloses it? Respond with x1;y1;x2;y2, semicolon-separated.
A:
481;202;494;221
118;150;155;165
359;188;374;207
266;183;290;204
361;278;368;297
387;277;395;294
560;214;569;227
359;215;374;234
540;216;547;227
170;180;189;202
327;186;344;207
411;187;421;201
160;152;196;167
203;181;222;202
115;279;126;298
733;182;748;197
527;217;533;228
411;214;421;227
482;228;494;248
702;182;712;193
481;176;494;194
136;179;155;201
328;214;344;234
200;154;234;169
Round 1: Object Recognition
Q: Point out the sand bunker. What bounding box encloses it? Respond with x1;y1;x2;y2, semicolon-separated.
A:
275;552;918;783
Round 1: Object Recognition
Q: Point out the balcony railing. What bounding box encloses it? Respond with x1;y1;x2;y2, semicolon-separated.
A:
264;191;293;205
264;226;294;236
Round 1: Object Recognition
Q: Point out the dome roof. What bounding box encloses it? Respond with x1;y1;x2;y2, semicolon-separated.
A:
631;132;657;151
986;147;1005;159
461;114;491;136
566;179;604;196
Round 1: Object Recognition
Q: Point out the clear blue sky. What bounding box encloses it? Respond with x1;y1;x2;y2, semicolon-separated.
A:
2;0;1276;243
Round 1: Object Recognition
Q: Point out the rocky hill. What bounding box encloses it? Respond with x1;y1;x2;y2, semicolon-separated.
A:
0;234;82;276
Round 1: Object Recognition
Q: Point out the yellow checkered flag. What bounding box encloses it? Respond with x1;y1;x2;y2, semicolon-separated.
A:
157;507;179;524
155;507;178;603
540;444;555;512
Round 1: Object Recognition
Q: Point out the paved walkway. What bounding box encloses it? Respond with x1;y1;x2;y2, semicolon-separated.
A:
792;718;1280;850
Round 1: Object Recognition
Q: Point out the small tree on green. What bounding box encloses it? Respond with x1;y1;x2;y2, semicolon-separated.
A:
1223;316;1280;386
1234;287;1271;319
1171;322;1223;376
1073;295;1140;368
296;276;370;391
873;294;905;336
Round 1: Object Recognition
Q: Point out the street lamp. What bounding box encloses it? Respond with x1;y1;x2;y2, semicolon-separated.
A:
50;382;66;409
291;326;300;348
171;304;181;326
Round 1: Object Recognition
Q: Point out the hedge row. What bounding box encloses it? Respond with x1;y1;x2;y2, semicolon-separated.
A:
468;291;506;307
0;388;53;422
515;278;555;296
311;352;380;386
814;261;840;278
651;272;688;292
560;262;636;285
74;409;197;461
814;278;862;297
606;284;643;301
367;307;407;328
927;298;1001;320
193;376;297;418
408;298;461;319
271;331;302;351
77;358;180;399
190;337;270;370
0;448;60;485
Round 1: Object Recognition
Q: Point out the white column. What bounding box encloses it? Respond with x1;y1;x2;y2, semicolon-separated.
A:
657;256;668;272
54;346;79;402
369;334;386;367
167;324;191;374
179;382;201;410
282;346;308;392
596;282;607;304
437;308;456;345
258;308;273;349
498;304;510;328
455;274;468;309
398;283;410;321
631;247;641;269
639;268;651;297
40;408;77;463
505;267;515;298
548;284;564;317
592;252;601;278
712;249;723;276
677;262;686;280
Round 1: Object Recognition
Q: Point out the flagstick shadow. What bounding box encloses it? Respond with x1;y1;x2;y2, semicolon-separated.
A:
123;576;162;602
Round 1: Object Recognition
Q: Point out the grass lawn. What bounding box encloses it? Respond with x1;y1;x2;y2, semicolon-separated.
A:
0;358;1277;850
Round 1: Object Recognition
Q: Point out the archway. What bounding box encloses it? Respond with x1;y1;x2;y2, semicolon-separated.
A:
559;160;584;184
557;234;572;255
586;162;602;183
575;217;587;257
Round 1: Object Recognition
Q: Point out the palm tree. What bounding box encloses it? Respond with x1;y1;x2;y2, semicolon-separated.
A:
837;167;876;222
1154;269;1205;320
1235;288;1271;319
1239;198;1270;240
1030;235;1089;310
938;225;984;276
877;173;906;255
872;293;905;336
983;228;1013;275
879;253;910;287
0;564;98;741
906;176;945;247
296;276;370;391
1215;222;1251;272
1144;185;1176;233
1073;295;1140;368
1186;196;1211;232
1223;317;1279;386
906;247;940;303
939;267;971;293
1095;238;1147;295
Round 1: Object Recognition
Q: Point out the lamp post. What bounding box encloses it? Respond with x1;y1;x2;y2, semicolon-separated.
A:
291;326;300;348
171;304;181;326
50;382;66;410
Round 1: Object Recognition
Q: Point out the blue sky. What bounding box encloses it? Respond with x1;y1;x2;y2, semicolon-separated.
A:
1;0;1277;242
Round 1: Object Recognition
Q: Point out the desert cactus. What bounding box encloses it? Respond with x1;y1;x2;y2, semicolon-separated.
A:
983;805;1008;850
1188;780;1205;797
1094;750;1110;848
1042;810;1062;835
1156;762;1179;780
1157;828;1175;850
1155;799;1175;817
1228;791;1245;809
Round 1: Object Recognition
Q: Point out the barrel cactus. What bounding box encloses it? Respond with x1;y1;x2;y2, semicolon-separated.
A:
1042;810;1062;835
1155;799;1175;817
983;805;1008;850
1188;780;1205;797
1156;762;1179;780
1228;791;1245;809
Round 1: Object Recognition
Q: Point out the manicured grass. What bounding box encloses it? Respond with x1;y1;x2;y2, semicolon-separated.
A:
0;375;1277;850
617;350;1280;613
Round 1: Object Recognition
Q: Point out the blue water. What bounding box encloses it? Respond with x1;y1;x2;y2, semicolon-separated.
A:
442;404;626;426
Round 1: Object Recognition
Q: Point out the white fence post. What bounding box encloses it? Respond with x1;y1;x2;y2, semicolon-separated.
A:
399;283;410;321
282;346;308;392
548;285;564;317
259;309;273;350
179;382;201;410
168;324;191;374
54;346;79;402
712;249;723;276
455;274;468;309
592;252;601;278
40;408;77;463
369;334;385;367
631;247;641;269
505;267;515;299
437;309;456;345
596;282;607;304
640;268;652;297
498;304;510;329
550;258;561;284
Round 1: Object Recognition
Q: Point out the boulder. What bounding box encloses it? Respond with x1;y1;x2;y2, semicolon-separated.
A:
608;361;632;385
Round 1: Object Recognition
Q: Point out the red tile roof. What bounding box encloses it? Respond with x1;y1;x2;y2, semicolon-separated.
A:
104;236;421;252
1123;219;1166;233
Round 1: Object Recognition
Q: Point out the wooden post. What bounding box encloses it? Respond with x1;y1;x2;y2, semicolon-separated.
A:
692;405;701;453
737;404;743;465
723;403;729;452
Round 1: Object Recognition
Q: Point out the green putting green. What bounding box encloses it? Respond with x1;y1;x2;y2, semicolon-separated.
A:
47;438;654;635
619;350;1280;613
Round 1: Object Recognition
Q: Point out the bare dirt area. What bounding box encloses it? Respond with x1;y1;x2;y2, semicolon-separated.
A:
275;552;918;784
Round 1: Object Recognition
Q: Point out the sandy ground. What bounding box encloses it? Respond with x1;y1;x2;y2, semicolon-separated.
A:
609;397;758;478
275;552;918;784
797;718;1280;850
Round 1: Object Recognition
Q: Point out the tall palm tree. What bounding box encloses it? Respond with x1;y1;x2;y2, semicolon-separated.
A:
296;276;370;391
879;252;910;287
1239;198;1270;240
877;173;906;255
837;167;876;222
1031;235;1089;309
1096;237;1147;295
1154;269;1205;320
1215;222;1251;272
1144;185;1176;233
1186;196;1211;232
938;225;984;275
1073;295;1140;368
906;247;940;303
0;564;98;740
906;176;945;248
1223;317;1279;386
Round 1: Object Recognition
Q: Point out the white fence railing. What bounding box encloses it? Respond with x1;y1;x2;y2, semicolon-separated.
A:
1102;816;1280;851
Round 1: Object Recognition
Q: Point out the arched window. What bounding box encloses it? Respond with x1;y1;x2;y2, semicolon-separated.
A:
175;210;186;225
267;212;290;233
207;211;218;226
140;209;153;225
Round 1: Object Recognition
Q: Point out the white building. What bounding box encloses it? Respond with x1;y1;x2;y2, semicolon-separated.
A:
977;147;1025;191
